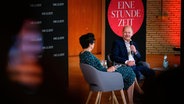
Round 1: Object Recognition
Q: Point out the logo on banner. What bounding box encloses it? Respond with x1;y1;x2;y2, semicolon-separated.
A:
108;0;144;36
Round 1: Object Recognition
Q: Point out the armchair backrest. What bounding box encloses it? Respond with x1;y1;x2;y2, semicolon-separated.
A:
107;53;126;67
80;63;124;92
107;53;113;67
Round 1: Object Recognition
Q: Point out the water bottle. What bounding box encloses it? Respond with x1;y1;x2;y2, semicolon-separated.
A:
163;55;169;69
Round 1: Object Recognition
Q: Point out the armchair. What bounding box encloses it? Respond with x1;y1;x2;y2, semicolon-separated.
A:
80;63;127;104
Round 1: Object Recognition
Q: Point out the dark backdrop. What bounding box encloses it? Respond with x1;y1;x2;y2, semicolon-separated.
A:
0;0;68;103
29;0;69;91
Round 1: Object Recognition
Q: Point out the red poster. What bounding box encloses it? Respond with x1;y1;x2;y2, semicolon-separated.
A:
108;0;144;36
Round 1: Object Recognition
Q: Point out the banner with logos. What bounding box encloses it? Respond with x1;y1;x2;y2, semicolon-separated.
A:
29;0;68;91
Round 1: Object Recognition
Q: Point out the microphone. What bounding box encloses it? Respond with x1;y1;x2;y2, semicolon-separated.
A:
130;41;134;54
130;40;133;45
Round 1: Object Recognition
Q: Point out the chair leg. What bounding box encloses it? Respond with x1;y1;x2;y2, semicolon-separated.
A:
95;91;102;104
112;91;119;104
111;93;114;104
98;92;102;104
86;91;93;104
120;90;127;104
108;95;112;102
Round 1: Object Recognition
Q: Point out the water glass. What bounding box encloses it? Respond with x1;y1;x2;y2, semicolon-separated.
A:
101;60;108;68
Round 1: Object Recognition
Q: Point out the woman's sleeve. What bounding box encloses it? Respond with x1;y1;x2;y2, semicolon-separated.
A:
87;54;107;72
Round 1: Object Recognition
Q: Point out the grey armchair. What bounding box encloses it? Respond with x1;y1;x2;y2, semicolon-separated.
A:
80;63;127;104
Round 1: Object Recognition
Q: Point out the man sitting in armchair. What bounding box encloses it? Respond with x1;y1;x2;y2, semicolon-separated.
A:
110;25;155;82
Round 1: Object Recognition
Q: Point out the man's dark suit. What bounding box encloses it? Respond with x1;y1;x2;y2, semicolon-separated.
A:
111;38;155;81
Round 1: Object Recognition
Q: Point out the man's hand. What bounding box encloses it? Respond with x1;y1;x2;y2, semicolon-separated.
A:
130;45;137;53
126;61;136;66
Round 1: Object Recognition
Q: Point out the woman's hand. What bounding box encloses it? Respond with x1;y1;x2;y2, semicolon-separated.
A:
107;66;116;72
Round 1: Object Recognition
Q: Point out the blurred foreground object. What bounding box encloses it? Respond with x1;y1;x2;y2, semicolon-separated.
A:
7;18;43;91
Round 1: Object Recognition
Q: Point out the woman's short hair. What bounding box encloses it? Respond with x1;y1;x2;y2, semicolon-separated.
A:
79;33;95;49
